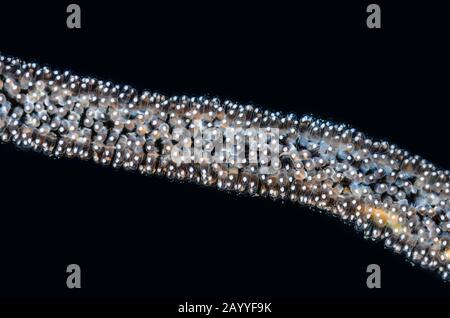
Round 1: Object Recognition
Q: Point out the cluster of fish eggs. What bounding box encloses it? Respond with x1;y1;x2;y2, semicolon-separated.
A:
1;54;450;280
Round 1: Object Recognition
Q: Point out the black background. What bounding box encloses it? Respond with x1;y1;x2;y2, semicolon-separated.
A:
0;0;449;310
